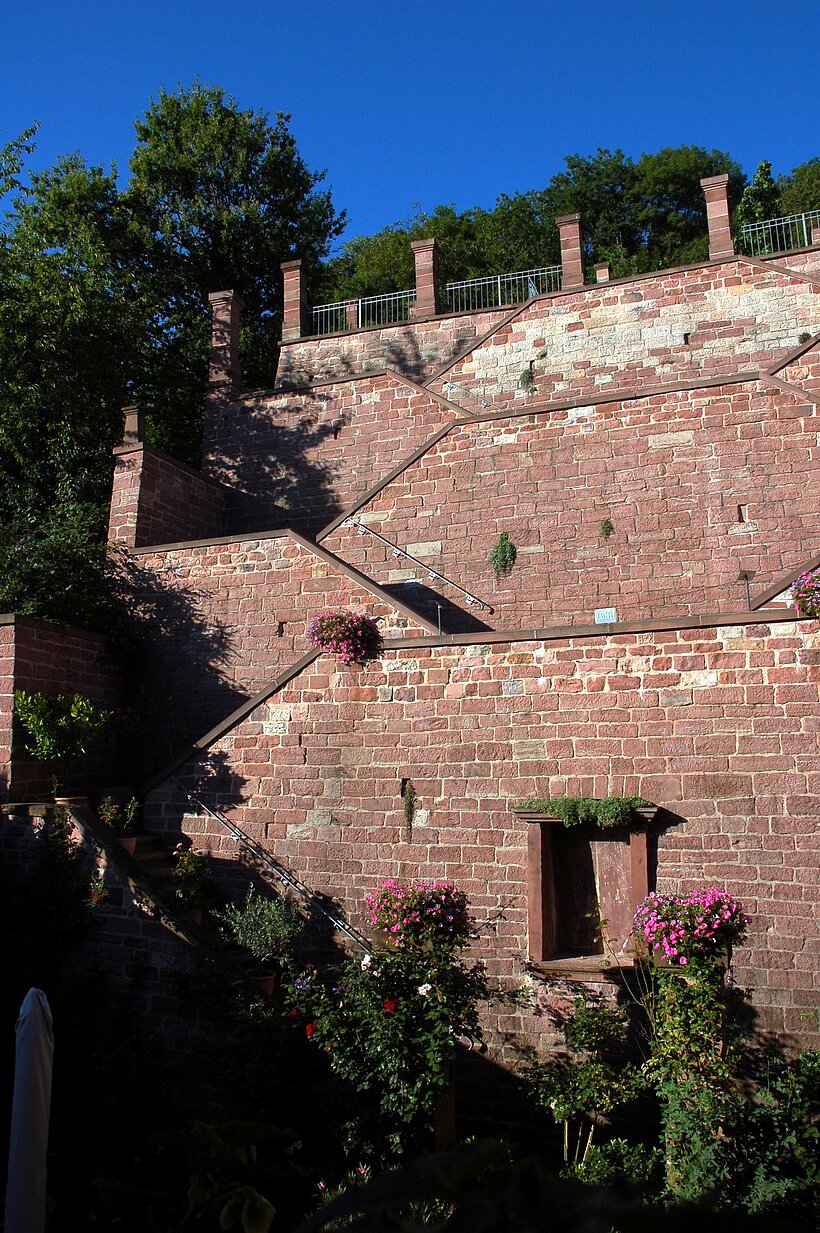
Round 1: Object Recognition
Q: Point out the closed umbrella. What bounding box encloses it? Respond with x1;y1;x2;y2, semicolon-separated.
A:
5;988;53;1233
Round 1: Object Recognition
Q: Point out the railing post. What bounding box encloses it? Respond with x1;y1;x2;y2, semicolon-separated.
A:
411;237;440;318
345;300;358;331
208;290;243;395
701;174;734;259
594;262;611;283
555;213;585;289
281;258;308;340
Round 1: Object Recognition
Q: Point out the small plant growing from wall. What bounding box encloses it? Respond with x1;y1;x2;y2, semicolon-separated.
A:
518;364;535;393
401;778;416;840
798;331;812;344
600;518;615;540
490;532;517;578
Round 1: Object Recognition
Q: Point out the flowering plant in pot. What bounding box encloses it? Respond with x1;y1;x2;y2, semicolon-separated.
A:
366;878;474;951
306;609;382;666
792;567;820;618
98;795;141;853
632;886;748;969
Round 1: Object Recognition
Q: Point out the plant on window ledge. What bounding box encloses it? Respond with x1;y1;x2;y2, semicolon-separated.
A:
517;796;652;828
306;609;383;666
792;567;820;618
490;532;517;578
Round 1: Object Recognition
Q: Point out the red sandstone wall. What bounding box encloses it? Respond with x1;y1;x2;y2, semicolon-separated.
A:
202;373;459;537
127;532;431;772
426;259;820;415
321;378;820;630
275;308;508;388
145;616;820;1050
0;621;14;797
108;445;227;548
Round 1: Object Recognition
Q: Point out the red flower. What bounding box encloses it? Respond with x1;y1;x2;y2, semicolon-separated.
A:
287;1009;301;1020
305;1022;317;1037
383;998;399;1014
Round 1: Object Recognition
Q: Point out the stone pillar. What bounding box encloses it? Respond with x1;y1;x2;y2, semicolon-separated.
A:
701;174;734;259
594;262;611;283
281;259;308;340
556;213;585;289
208;290;243;394
812;226;820;247
411;237;440;317
121;406;145;446
345;300;359;331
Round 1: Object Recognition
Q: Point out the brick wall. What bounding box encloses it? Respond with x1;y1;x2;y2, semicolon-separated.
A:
145;615;820;1052
127;531;432;773
202;372;461;537
0;616;124;798
321;375;820;630
108;445;228;548
426;259;820;415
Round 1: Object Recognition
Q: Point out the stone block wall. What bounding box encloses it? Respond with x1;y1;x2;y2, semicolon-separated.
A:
108;444;228;548
322;374;820;630
126;531;432;773
202;372;461;537
145;614;820;1052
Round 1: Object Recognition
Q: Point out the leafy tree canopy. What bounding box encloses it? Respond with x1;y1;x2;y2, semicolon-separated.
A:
778;156;820;217
326;145;747;297
0;86;345;630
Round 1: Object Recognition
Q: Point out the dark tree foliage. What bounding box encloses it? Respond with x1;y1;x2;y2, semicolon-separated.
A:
326;145;748;296
126;82;345;459
778;157;820;216
0;86;344;630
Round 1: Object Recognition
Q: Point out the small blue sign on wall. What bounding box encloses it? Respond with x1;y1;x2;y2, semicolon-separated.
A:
594;607;618;624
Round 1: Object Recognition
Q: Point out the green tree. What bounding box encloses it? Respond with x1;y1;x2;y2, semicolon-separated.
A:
778;156;820;216
126;82;345;458
632;145;745;268
736;160;782;229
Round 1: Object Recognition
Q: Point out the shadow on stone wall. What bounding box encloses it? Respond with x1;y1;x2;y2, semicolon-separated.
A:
217;393;349;536
110;556;247;784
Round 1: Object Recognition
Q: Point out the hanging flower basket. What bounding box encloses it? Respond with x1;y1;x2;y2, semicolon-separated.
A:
632;887;748;969
306;610;383;666
792;567;820;618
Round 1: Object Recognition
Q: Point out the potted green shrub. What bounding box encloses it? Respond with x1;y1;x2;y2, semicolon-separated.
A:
13;689;112;798
218;886;306;993
172;845;212;921
97;795;141;854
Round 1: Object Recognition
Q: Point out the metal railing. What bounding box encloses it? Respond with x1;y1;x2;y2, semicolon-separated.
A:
312;289;416;335
740;210;820;256
310;263;563;336
343;518;493;617
175;781;372;953
443;265;562;313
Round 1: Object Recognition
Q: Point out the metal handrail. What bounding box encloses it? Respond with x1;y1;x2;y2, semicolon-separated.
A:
740;209;820;256
343;518;493;614
175;781;371;953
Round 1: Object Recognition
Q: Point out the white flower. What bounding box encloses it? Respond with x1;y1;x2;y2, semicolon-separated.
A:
361;954;372;969
417;983;433;997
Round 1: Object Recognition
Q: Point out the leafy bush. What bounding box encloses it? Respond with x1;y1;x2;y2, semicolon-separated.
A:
14;689;112;762
171;844;211;910
97;794;140;834
218;887;306;964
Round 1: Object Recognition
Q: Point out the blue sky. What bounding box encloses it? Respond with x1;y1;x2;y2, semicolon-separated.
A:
2;0;818;248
